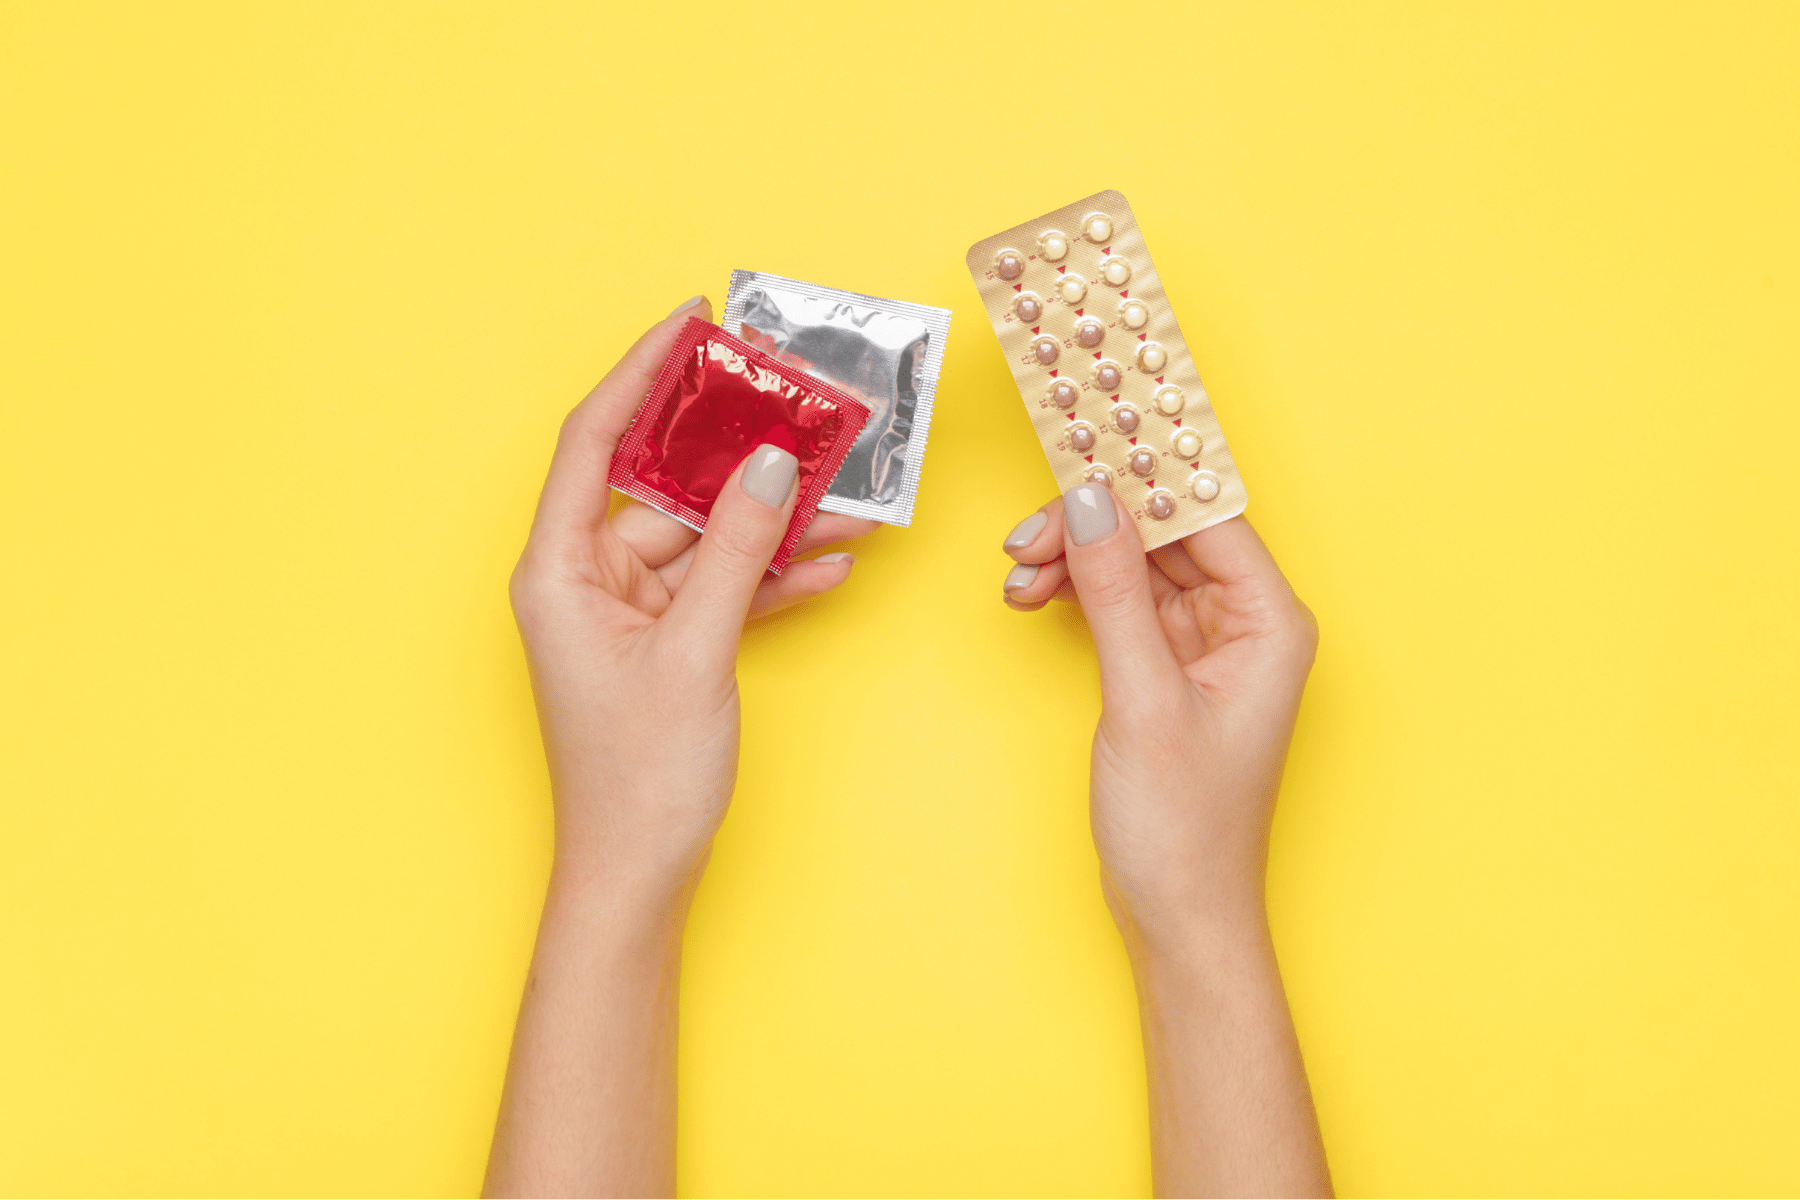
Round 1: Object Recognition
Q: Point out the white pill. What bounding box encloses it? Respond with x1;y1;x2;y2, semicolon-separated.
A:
996;250;1025;280
1100;256;1131;287
1075;318;1104;348
1153;385;1185;415
1190;470;1221;502
1016;293;1042;322
1058;274;1088;305
1137;342;1167;372
1033;337;1060;366
1040;232;1069;261
1083;213;1113;243
1120;299;1149;330
1172;429;1203;459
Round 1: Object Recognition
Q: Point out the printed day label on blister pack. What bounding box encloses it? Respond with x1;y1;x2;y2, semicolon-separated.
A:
966;190;1247;551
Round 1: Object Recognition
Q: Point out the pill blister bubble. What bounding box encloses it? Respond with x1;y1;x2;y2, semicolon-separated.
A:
1048;379;1080;409
1039;231;1069;262
1127;447;1157;476
1111;402;1141;434
1189;470;1221;502
1092;359;1123;390
1153;385;1185;416
1136;341;1168;372
1084;463;1116;487
1082;212;1114;243
1068;421;1097;451
1015;292;1043;322
1057;274;1088;305
996;250;1026;280
1146;489;1177;520
1171;428;1203;459
1032;336;1060;366
1074;317;1105;348
1120;299;1149;330
1099;256;1132;287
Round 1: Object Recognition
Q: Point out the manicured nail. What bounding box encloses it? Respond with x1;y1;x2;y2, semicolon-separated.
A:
1063;483;1117;546
815;552;853;565
668;294;705;317
1003;510;1049;550
1004;563;1038;592
740;444;798;509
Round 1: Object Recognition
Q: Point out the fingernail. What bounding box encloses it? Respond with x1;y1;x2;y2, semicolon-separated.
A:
815;552;853;565
1004;563;1038;592
1063;483;1117;546
740;444;798;509
668;294;705;317
1003;510;1049;550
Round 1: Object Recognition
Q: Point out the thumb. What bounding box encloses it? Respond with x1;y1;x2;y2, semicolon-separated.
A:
1060;483;1185;700
659;444;799;662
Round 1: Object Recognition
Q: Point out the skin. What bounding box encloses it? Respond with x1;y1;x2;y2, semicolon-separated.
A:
1003;495;1332;1197
487;301;1330;1197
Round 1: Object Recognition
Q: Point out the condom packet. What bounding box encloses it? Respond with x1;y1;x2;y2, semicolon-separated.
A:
607;317;870;574
722;270;951;526
965;190;1248;551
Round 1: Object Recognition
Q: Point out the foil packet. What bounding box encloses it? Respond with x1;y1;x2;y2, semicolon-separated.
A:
607;317;870;574
965;190;1248;551
722;270;951;526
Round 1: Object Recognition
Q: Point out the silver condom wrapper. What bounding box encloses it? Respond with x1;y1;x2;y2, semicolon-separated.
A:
723;270;951;526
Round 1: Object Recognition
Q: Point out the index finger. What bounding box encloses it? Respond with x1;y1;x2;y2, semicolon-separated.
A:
527;296;710;549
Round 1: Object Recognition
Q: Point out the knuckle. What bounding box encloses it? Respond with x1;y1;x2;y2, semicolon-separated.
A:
1080;564;1142;615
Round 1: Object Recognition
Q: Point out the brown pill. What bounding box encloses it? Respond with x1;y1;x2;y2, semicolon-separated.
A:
1128;447;1157;476
1075;318;1104;348
1146;489;1177;520
996;250;1025;280
1094;361;1122;390
1033;337;1060;366
1049;379;1080;409
1069;422;1097;451
1112;403;1140;434
1084;463;1116;487
1016;293;1042;322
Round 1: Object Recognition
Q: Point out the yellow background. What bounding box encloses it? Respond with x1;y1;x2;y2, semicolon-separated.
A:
2;1;1796;1194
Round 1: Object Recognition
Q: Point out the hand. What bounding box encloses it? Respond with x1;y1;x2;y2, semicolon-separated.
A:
1000;484;1330;1196
510;297;873;904
487;297;872;1197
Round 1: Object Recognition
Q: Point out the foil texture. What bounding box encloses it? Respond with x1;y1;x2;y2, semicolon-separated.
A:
723;270;951;526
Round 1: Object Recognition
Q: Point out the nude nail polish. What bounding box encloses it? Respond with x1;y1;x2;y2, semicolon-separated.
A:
1004;511;1049;550
740;444;798;509
1063;483;1117;546
1004;563;1038;591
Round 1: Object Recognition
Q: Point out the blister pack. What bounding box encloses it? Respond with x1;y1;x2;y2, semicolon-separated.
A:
607;317;870;574
722;270;951;526
965;190;1247;551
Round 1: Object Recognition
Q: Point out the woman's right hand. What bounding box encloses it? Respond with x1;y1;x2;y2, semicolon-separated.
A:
999;485;1332;1197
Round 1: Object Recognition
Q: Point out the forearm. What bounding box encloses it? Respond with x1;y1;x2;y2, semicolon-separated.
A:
1130;908;1331;1199
484;864;691;1198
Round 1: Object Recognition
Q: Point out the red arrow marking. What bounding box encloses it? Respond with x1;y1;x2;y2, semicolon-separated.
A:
1155;376;1165;384
1109;394;1119;401
1032;326;1040;333
1093;351;1103;359
1129;437;1138;445
1189;462;1199;469
1075;308;1083;316
1084;455;1094;463
1103;246;1111;253
1173;418;1183;426
1138;333;1147;341
1067;412;1077;419
1013;283;1022;292
1048;369;1058;376
1120;290;1129;298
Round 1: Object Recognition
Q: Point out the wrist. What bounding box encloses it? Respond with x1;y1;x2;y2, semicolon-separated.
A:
543;846;706;949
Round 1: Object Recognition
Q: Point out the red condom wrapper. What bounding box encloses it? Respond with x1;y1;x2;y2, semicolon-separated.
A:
608;318;871;574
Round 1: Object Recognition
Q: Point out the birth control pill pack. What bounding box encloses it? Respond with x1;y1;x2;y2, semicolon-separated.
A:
966;190;1247;551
